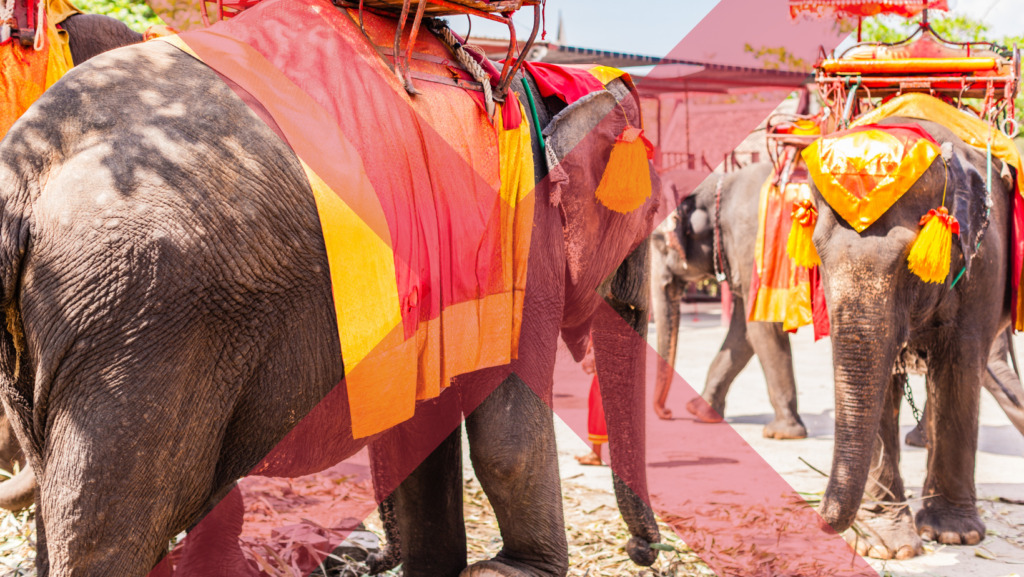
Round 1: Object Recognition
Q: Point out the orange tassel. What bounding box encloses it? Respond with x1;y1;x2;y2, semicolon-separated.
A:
907;206;959;283
594;126;654;214
143;25;181;41
786;198;821;268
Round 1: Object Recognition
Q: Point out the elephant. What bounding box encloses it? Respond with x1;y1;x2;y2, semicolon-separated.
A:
650;162;809;439
812;117;1016;560
0;32;660;577
651;162;1024;446
0;11;144;513
357;69;661;577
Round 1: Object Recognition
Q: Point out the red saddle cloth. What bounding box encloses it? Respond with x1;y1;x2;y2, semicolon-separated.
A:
159;0;537;439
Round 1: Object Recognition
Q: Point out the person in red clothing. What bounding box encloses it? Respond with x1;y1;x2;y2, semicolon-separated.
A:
574;338;607;466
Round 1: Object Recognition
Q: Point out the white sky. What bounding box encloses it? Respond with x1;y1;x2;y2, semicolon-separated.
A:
453;0;1022;59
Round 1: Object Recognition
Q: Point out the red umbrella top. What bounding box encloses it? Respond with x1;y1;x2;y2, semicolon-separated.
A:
789;0;948;20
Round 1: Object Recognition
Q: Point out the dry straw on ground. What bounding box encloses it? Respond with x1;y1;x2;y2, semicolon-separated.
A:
0;476;711;577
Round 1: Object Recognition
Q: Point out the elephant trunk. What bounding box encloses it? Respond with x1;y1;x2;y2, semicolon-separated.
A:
0;463;35;512
819;299;899;533
592;301;660;566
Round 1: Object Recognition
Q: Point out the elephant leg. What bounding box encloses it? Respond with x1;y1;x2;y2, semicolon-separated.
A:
462;375;567;577
365;494;402;575
686;295;755;423
368;388;467;577
916;346;986;546
653;277;684;420
844;374;922;560
981;328;1024;435
904;401;928;448
387;426;466;577
746;321;806;439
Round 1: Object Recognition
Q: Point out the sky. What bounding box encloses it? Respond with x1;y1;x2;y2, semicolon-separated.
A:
454;0;1022;60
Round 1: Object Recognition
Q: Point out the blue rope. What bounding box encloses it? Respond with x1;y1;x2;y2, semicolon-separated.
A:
521;77;545;150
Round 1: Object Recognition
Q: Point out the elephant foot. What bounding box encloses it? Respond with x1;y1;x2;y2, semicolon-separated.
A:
763;416;807;440
916;498;985;546
654;402;673;420
843;505;922;560
904;422;928;448
459;560;535;577
685;397;723;423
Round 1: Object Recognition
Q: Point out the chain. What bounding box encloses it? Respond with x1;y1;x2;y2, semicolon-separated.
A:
900;372;923;426
712;175;728;283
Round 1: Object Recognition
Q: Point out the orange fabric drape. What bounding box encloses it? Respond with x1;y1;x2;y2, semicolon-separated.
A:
160;0;535;438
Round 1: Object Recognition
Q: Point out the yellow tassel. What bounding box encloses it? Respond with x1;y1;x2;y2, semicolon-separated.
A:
594;126;653;214
907;206;959;283
786;198;821;268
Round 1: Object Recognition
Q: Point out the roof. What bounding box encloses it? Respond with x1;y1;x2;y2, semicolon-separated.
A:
466;38;813;95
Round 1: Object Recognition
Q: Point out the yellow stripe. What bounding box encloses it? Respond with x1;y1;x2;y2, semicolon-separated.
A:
588;65;627;86
302;160;403;371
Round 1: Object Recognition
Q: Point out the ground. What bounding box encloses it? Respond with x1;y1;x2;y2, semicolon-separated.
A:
0;303;1021;576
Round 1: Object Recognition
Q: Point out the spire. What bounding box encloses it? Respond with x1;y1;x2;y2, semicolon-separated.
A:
556;10;566;45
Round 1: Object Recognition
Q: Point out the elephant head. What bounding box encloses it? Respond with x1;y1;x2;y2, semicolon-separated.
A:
541;76;663;564
810;117;1013;533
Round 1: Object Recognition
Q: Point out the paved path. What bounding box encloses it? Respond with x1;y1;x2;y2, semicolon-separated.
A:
551;303;1024;576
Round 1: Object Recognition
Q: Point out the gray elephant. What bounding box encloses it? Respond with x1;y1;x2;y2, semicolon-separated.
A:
0;27;659;577
651;163;1024;448
812;117;1016;560
650;162;808;439
0;11;145;514
359;72;661;577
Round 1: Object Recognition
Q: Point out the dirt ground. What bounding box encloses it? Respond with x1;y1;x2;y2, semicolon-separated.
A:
1;302;1021;576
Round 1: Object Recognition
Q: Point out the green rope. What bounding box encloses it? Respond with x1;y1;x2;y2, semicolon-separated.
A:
950;135;994;289
521;77;545;150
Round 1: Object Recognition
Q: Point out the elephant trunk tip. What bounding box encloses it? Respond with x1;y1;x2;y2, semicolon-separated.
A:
625;536;659;567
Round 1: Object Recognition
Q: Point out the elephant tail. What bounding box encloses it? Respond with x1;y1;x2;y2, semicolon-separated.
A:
0;141;40;481
0;464;35;512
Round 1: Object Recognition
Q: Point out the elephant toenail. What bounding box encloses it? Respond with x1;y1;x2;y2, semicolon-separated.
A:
868;546;891;560
964;530;981;545
939;531;961;544
896;546;917;560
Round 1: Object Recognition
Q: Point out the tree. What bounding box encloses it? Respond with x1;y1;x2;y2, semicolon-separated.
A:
72;0;163;32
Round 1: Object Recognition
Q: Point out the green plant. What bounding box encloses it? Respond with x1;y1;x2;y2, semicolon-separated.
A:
72;0;164;32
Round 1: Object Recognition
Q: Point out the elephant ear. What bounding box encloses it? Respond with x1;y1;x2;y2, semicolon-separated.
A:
541;78;646;286
947;142;995;281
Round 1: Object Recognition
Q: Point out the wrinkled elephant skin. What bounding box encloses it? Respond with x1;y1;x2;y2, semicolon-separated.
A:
814;118;1007;558
650;163;807;439
0;12;143;514
0;40;659;576
366;77;661;577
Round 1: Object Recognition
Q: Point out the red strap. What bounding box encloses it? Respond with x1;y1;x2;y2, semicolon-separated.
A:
521;61;605;105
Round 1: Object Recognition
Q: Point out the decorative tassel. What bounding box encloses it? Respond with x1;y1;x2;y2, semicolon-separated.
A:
594;126;654;214
786;198;821;268
907;206;959;283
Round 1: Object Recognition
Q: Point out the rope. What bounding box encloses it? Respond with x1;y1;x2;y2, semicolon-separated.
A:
434;21;494;119
33;0;44;51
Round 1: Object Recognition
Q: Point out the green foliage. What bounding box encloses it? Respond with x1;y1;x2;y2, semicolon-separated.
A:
72;0;164;32
743;43;812;73
862;13;990;43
